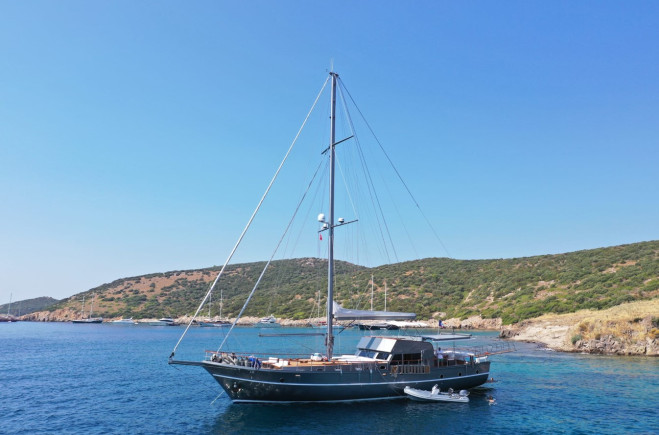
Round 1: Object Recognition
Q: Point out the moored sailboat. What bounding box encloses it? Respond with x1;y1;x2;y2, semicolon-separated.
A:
72;294;103;324
199;292;230;327
169;71;495;403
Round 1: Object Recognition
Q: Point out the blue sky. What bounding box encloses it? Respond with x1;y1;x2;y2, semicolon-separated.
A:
1;1;658;301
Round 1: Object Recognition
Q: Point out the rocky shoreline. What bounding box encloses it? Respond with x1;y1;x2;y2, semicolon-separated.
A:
500;322;658;356
19;301;658;357
19;309;503;330
500;299;658;356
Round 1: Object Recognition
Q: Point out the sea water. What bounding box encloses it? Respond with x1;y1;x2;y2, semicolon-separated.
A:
1;322;657;434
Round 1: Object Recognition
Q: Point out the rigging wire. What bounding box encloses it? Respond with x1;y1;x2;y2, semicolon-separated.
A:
284;157;329;259
337;82;397;263
334;155;361;264
338;77;451;258
378;170;420;260
210;391;226;405
261;156;327;324
217;160;325;353
169;76;330;360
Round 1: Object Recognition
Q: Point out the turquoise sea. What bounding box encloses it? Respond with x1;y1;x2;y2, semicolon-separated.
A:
1;322;657;434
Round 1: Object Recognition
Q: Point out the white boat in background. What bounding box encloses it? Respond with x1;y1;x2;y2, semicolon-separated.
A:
142;317;177;326
111;318;137;325
198;320;231;327
404;385;470;403
255;315;280;328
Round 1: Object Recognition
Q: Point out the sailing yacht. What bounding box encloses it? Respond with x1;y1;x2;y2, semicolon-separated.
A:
355;277;399;330
169;71;493;403
72;294;103;324
198;292;230;327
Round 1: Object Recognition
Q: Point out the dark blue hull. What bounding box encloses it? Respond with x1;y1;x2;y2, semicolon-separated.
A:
202;360;490;403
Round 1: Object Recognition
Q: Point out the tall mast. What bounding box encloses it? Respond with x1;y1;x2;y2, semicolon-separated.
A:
326;71;338;358
370;275;374;311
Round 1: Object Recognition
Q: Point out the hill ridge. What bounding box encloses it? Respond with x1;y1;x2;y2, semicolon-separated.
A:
34;240;659;323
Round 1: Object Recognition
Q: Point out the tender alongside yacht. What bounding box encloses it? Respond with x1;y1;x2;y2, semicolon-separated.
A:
404;385;470;403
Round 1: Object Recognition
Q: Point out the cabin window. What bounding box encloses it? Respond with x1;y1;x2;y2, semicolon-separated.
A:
376;352;390;360
390;353;422;365
357;350;377;358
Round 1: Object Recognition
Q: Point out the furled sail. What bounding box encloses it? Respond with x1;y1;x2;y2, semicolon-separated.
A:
332;301;416;321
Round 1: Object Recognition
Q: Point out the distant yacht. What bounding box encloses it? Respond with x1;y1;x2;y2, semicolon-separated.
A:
1;293;16;322
111;318;137;325
142;317;177;326
255;315;280;328
356;322;399;330
72;318;103;324
198;320;231;327
72;294;103;324
199;291;230;327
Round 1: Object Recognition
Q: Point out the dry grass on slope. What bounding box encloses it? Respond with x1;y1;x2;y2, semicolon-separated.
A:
569;298;658;342
503;299;658;355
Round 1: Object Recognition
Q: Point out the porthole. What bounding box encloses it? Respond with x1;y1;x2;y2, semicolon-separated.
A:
279;378;285;383
476;370;480;374
440;375;444;379
458;372;462;376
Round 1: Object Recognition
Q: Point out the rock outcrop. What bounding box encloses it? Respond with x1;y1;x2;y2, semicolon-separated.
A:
22;308;79;322
500;299;659;356
572;334;657;356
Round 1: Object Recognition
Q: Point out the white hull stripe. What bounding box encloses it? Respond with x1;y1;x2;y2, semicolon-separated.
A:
211;371;489;387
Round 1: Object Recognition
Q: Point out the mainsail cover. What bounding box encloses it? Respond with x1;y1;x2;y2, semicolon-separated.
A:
332;302;416;321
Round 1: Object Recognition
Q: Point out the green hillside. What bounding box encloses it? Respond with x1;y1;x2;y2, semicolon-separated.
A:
1;297;59;317
47;241;659;324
